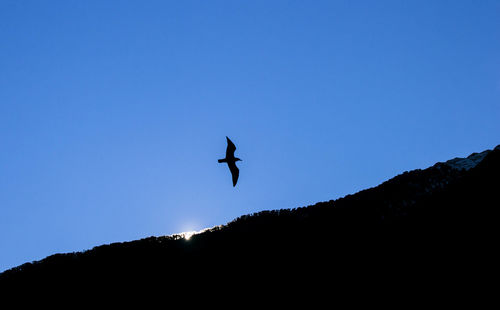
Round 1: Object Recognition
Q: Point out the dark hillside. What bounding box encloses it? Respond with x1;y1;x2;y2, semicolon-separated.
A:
1;146;498;302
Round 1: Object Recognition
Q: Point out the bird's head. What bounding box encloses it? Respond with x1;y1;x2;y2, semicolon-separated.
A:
235;157;242;162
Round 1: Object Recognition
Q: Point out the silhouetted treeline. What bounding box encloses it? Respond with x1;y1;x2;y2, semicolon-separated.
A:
1;146;498;305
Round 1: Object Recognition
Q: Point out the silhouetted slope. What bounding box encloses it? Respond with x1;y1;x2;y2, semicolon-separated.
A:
1;145;499;301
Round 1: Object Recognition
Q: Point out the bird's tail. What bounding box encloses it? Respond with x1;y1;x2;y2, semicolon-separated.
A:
218;159;226;163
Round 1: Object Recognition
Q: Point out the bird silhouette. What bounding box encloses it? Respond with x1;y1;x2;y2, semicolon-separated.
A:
218;136;242;186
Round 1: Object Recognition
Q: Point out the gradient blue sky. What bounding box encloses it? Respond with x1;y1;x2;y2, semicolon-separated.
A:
1;0;499;271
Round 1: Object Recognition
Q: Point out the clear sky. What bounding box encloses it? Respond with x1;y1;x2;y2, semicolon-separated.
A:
1;0;499;271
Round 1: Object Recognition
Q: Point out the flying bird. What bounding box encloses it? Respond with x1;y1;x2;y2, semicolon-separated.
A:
218;136;242;186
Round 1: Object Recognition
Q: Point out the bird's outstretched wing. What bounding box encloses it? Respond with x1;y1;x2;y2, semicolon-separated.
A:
226;136;236;158
227;162;239;187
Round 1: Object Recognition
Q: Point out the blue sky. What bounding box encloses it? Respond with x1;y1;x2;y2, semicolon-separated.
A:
1;0;499;271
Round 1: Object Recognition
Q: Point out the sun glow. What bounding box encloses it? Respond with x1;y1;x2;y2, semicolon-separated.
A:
181;231;197;240
177;225;222;241
178;228;208;240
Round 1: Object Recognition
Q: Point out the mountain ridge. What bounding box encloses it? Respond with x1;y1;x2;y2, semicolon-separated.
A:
1;144;499;302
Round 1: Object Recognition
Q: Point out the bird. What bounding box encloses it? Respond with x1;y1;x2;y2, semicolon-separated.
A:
218;136;242;186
